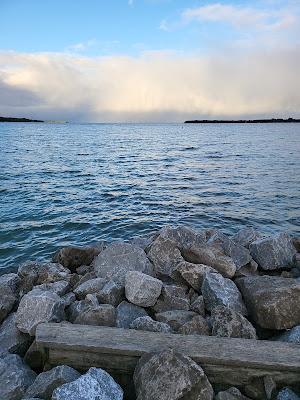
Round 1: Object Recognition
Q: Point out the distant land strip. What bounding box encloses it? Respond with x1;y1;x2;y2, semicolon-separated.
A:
0;116;44;123
184;117;300;123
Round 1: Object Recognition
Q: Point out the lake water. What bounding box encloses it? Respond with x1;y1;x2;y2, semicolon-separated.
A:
0;122;299;271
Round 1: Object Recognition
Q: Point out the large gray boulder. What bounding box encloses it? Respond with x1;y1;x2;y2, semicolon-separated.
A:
24;365;80;399
236;276;300;329
155;310;197;331
211;306;256;339
73;278;106;299
0;313;32;357
16;288;65;336
177;261;218;291
202;273;247;315
232;227;262;248
181;244;236;278
125;271;163;307
208;231;252;269
153;284;190;313
116;301;148;328
94;242;153;284
0;284;16;323
0;354;36;400
74;304;116;326
130;316;173;333
52;367;123;400
147;236;183;277
133;349;213;400
249;233;296;270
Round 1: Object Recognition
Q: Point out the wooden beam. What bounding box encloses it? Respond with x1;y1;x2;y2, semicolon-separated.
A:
36;323;300;386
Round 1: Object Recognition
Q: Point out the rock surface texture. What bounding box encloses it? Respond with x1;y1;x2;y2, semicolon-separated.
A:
237;276;300;329
0;354;36;400
134;349;214;400
52;367;123;400
249;233;296;270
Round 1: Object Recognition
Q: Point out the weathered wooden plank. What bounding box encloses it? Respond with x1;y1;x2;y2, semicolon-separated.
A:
36;323;300;385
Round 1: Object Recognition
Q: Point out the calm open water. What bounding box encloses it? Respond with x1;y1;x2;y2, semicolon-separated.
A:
0;122;299;271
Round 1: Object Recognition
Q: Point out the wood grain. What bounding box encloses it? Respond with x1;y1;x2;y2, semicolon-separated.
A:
36;323;300;385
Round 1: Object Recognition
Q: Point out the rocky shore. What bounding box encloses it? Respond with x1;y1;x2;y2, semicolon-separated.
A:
0;225;300;400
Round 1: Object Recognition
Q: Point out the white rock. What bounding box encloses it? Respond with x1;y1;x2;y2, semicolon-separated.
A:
125;271;163;307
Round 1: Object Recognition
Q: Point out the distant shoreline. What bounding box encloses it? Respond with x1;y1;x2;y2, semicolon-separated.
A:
184;117;300;124
0;116;44;123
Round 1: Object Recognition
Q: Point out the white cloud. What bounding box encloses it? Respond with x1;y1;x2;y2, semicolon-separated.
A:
181;3;297;31
0;48;299;122
66;39;98;52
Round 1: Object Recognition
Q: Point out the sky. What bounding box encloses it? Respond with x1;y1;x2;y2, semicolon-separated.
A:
0;0;299;122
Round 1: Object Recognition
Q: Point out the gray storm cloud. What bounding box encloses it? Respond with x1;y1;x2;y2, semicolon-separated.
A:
0;48;299;122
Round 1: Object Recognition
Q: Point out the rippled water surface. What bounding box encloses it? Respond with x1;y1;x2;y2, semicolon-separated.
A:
0;122;299;270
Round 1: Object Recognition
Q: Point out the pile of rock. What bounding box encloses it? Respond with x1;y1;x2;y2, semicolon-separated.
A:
0;225;299;399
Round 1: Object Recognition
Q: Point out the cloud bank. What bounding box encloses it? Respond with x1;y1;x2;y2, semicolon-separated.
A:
0;47;300;122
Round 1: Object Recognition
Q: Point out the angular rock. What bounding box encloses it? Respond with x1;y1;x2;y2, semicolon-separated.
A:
0;284;16;323
97;280;124;306
24;365;81;399
18;262;72;297
155;310;197;331
116;301;148;329
0;313;32;357
0;354;36;400
178;315;211;335
130;316;173;333
36;263;71;285
74;304;116;326
66;299;92;322
130;234;156;251
182;244;236;278
249;233;296;270
134;349;213;400
202;273;247;315
61;292;76;307
215;387;251;400
52;367;123;400
125;271;162;307
273;325;300;344
236;276;300;329
190;295;205;316
16;289;65;335
147;236;183;277
53;246;100;271
0;273;20;295
158;225;206;250
211;306;257;339
34;280;70;296
153;284;190;313
94;242;153;284
177;261;218;291
232;227;262;249
208;231;252;269
277;388;300;400
74;277;106;299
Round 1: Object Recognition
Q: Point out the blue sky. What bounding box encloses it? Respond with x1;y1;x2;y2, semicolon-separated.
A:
0;0;299;121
